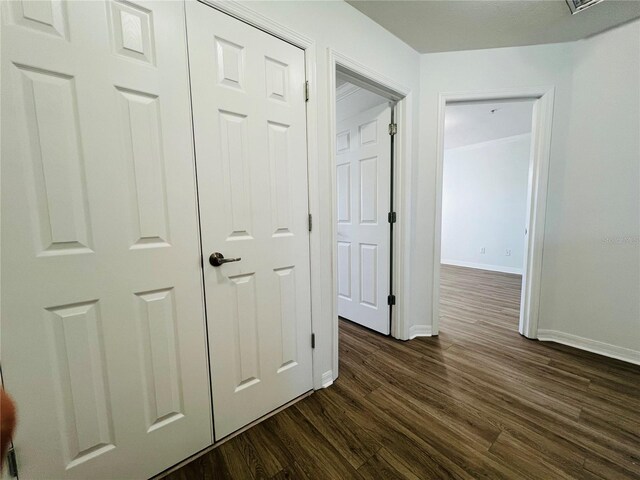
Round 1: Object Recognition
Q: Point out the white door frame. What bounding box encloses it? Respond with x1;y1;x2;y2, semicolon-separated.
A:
328;50;414;376
432;86;556;338
195;0;326;387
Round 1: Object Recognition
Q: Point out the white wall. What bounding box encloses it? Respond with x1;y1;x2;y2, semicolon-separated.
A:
441;134;531;274
536;20;640;361
243;1;421;380
415;40;573;338
416;20;640;362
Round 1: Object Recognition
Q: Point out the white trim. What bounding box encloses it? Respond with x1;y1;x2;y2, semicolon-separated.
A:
432;86;555;340
333;55;408;102
444;132;532;153
328;50;414;370
394;94;414;341
441;259;523;275
537;330;640;365
198;0;324;389
409;325;433;339
320;370;334;388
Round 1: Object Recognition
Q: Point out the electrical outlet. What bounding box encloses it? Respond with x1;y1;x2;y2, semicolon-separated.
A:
480;247;486;254
506;249;512;256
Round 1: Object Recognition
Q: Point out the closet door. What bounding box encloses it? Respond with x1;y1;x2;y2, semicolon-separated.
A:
186;1;314;439
1;1;211;478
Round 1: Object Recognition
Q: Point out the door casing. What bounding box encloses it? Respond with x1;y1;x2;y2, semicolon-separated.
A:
432;87;556;339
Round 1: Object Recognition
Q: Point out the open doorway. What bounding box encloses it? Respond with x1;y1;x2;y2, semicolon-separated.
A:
335;73;395;335
432;87;555;341
327;53;414;380
438;99;534;335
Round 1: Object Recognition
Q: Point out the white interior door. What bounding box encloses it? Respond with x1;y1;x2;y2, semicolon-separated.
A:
186;2;313;440
1;1;212;478
337;103;392;334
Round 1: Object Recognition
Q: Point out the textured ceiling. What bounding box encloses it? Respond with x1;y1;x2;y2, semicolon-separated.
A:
445;100;535;150
346;0;640;53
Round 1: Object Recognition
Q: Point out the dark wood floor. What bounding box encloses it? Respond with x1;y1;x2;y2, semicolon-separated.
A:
164;264;640;479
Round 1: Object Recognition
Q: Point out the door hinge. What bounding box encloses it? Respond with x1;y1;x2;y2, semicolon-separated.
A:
387;294;396;306
308;213;312;232
305;81;310;102
388;123;397;136
7;447;18;478
388;212;397;224
311;333;316;349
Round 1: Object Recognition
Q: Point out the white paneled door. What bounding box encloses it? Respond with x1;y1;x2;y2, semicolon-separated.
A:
186;2;313;439
1;1;212;478
337;103;392;334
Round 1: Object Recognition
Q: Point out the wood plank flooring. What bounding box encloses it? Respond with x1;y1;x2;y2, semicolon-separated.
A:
163;264;640;479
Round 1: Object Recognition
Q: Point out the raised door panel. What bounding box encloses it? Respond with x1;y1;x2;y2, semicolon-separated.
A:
359;156;378;224
359;244;378;308
265;57;289;103
116;87;171;248
45;300;115;468
109;0;155;65
359;119;377;146
268;121;293;236
215;37;245;90
5;0;69;39
220;111;253;240
15;65;93;256
337;130;350;153
337;163;351;224
274;266;298;373
337;241;352;300
229;273;261;392
135;288;184;431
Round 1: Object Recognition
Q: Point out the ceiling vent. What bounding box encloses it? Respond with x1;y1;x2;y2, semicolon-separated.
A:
566;0;605;14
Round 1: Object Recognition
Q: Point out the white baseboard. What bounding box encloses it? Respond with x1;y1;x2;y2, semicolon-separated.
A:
537;329;640;365
441;259;523;275
320;370;334;388
408;324;433;339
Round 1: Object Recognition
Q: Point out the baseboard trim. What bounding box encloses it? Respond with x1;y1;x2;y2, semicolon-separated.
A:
537;329;640;365
441;259;523;275
409;325;432;339
321;370;334;388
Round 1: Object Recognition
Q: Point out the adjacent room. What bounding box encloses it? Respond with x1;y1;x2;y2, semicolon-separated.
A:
439;100;534;336
1;0;638;479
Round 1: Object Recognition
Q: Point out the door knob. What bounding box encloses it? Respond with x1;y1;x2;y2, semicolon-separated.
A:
209;252;241;267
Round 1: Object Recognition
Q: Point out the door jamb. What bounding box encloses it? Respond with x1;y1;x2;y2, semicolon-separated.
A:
328;50;414;379
196;0;324;388
432;87;555;338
